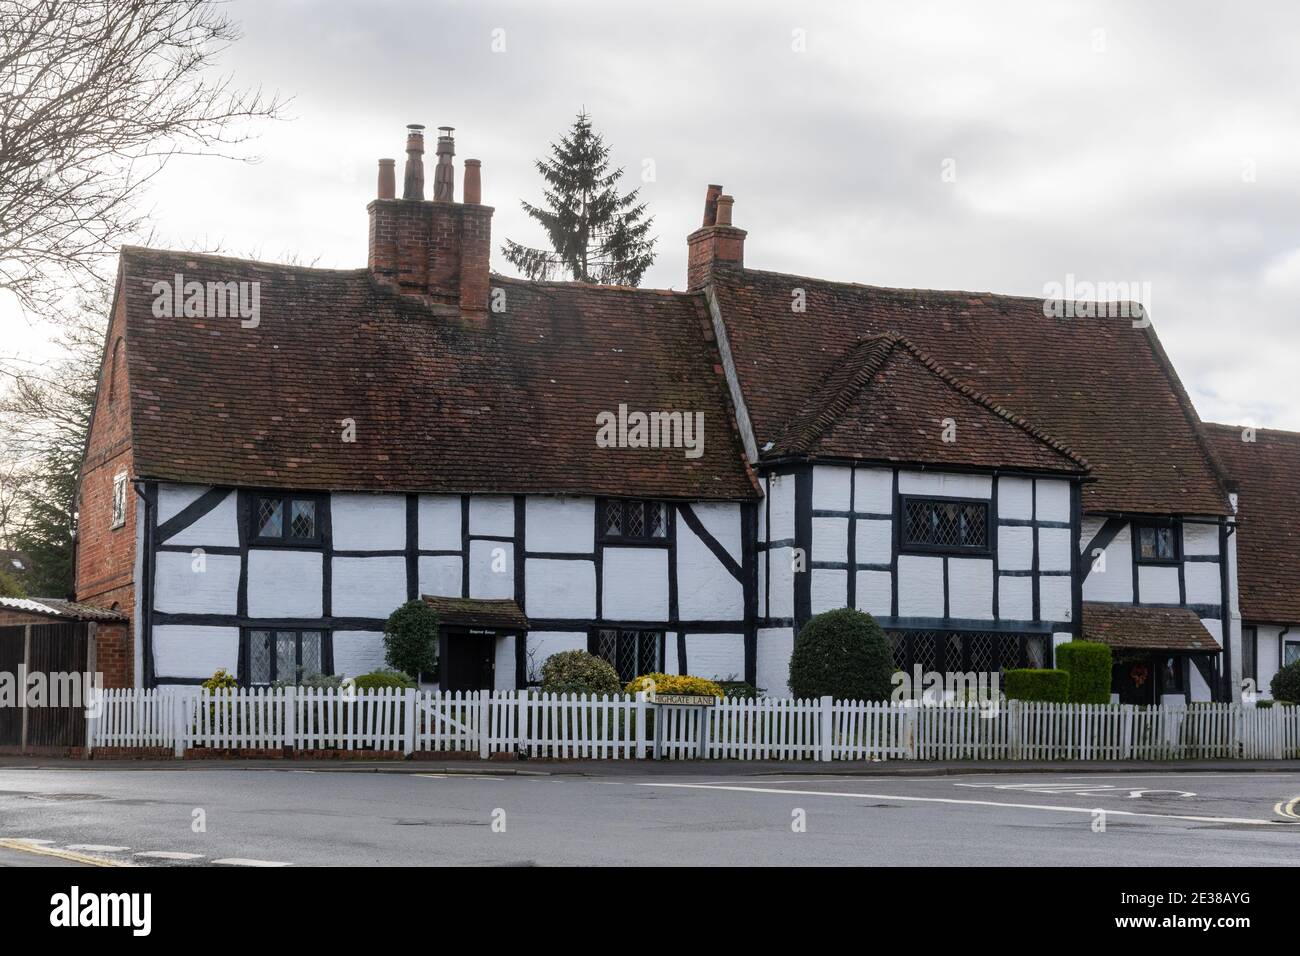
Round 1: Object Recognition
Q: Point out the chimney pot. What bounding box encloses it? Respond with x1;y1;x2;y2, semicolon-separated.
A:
715;194;734;226
403;123;426;200
702;184;723;226
434;126;456;202
463;159;482;204
377;158;396;199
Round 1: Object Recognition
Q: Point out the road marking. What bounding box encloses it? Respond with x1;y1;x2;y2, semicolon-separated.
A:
65;844;130;853
11;837;55;845
639;782;1296;827
133;851;203;860
0;839;124;867
954;783;1196;799
212;858;290;867
1273;795;1300;820
412;773;504;781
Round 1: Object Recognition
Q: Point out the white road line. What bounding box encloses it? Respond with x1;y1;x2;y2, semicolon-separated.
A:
212;858;290;867
65;844;130;853
638;782;1295;827
133;851;204;860
12;837;55;845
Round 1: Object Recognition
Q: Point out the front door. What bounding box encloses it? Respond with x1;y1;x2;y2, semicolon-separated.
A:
441;631;495;692
1114;655;1155;705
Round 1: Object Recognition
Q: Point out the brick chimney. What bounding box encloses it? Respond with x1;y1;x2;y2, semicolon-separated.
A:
368;124;493;312
686;184;746;289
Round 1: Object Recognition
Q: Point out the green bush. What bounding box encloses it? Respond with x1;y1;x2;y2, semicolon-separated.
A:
353;668;417;691
1055;640;1113;704
202;668;239;692
788;608;894;702
540;650;621;696
1271;660;1300;704
717;680;762;699
383;600;439;679
1005;668;1071;702
271;672;347;690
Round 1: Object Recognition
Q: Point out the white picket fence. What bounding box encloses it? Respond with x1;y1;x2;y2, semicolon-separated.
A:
84;689;1300;762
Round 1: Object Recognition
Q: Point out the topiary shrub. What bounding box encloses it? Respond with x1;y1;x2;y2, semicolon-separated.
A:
353;668;417;691
1055;640;1113;703
626;673;724;698
1005;668;1071;702
1271;659;1300;704
383;600;439;679
540;650;621;696
788;608;894;701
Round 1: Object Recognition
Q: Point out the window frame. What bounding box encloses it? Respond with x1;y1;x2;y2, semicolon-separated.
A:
1132;519;1181;565
239;627;333;687
588;628;664;683
897;494;992;557
596;498;673;546
1241;625;1257;685
110;471;128;530
886;629;1052;676
248;491;326;547
1284;639;1300;669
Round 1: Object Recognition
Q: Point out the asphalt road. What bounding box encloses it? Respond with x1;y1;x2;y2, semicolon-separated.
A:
1;767;1298;866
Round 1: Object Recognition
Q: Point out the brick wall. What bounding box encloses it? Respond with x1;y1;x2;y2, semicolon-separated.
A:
367;199;493;311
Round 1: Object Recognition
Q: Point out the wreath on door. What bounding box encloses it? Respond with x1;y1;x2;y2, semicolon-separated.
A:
1129;663;1149;688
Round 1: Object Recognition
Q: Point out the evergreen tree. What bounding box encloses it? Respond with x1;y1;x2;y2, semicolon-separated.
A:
502;112;656;286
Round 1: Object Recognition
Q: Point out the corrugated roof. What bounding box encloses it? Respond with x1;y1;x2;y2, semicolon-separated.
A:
0;597;128;623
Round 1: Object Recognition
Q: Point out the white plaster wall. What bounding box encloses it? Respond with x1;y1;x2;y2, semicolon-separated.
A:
685;634;745;681
525;497;594;553
331;493;406;551
417;555;462;598
247;550;323;618
468;539;514;599
768;473;796;540
525;559;596;618
469;495;514;537
855;519;891;564
897;555;944;617
331;555;406;619
1083;525;1133;603
156;483;208;524
854;468;893;514
1035;480;1071;523
1137;565;1180;605
1255;625;1282;699
756;626;794;697
494;635;516;691
1039;575;1073;623
689;502;742;561
154;551;239;614
767;546;794;618
417;495;461;551
1037;527;1073;573
948;558;993;619
812;516;849;564
1079;515;1105;548
525;632;587;680
333;630;386;677
812;465;852;511
998;526;1033;571
677;520;743;620
1183;522;1220;556
999;576;1033;620
1184;562;1222;606
602;548;668;620
152;625;239;679
811;568;847;614
663;631;680;675
1190;663;1212;702
163;490;238;548
899;471;991;498
856;570;891;617
998;477;1034;520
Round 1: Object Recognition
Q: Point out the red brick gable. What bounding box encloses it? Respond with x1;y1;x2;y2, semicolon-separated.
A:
117;247;758;500
710;270;1229;515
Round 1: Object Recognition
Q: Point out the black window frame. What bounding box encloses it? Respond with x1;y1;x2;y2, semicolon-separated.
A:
1132;519;1180;565
596;498;673;545
1241;625;1257;685
897;495;992;556
249;491;326;546
239;627;333;687
1284;638;1300;669
886;629;1052;676
588;628;664;683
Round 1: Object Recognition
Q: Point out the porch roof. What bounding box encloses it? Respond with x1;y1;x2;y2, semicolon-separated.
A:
0;596;128;623
1081;602;1221;653
420;595;529;631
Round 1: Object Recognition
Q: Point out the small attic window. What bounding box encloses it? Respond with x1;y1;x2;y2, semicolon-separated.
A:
111;472;128;529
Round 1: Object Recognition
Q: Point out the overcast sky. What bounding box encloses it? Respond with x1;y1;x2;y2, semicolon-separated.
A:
6;0;1300;429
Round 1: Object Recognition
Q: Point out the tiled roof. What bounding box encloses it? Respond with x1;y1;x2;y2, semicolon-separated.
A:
1082;602;1221;652
710;270;1230;515
1203;423;1300;623
119;247;758;500
769;332;1087;474
421;596;529;630
0;596;128;623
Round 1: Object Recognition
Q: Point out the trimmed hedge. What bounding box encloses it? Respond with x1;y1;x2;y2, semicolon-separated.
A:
788;608;895;702
540;650;622;696
383;600;439;679
1271;659;1300;704
353;668;417;691
1055;640;1113;704
1005;668;1071;702
626;673;724;698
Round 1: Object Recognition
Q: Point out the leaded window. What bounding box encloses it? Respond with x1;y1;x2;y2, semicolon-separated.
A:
887;630;1050;676
592;629;661;683
110;472;128;530
244;629;327;685
900;497;989;554
1134;521;1179;564
251;493;323;544
599;499;670;542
